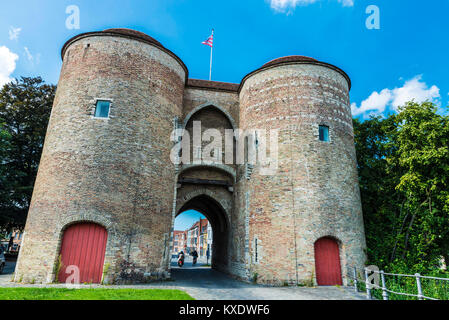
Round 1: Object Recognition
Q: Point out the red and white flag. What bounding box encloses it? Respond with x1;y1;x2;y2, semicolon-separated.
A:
202;30;214;47
202;29;214;81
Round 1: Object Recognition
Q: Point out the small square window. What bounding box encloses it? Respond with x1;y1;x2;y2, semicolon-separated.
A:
94;100;111;118
319;125;329;142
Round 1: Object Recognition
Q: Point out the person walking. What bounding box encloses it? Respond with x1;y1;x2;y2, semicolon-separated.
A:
192;249;198;265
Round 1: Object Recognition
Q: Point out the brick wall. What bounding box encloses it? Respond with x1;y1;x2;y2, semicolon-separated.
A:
239;63;366;285
15;33;186;284
15;29;366;286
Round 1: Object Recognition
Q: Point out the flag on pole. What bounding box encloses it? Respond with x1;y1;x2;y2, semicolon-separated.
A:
202;30;214;47
202;29;214;81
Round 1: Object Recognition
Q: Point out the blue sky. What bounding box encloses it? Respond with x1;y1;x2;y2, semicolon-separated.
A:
0;0;449;230
1;0;447;228
175;210;206;231
1;0;448;119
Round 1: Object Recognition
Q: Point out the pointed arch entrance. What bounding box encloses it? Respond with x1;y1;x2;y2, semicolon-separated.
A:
176;191;231;271
171;101;236;274
182;102;237;130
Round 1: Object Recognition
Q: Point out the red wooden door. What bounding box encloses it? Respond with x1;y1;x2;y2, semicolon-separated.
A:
314;237;342;286
58;223;108;284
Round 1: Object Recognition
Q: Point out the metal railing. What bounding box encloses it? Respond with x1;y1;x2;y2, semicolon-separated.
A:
348;267;449;300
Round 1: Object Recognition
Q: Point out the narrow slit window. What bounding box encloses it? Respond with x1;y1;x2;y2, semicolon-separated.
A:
319;125;329;142
255;238;258;262
94;100;111;118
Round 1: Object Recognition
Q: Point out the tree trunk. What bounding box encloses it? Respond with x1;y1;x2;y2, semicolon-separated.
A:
402;214;416;260
390;201;407;262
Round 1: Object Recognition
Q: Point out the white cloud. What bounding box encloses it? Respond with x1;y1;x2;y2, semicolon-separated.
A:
9;26;21;41
24;47;33;61
351;89;392;116
338;0;354;6
269;0;354;12
351;75;441;117
390;75;440;108
23;47;41;67
0;46;19;87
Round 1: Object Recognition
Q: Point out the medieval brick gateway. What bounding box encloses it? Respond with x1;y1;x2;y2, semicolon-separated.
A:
14;28;367;286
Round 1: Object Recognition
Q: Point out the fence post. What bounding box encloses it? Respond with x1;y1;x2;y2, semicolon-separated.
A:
380;270;388;300
353;267;358;293
416;273;423;300
364;268;372;300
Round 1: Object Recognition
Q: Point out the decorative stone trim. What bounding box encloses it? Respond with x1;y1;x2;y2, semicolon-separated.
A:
176;188;231;232
183;102;237;130
180;163;236;182
313;233;342;246
61;30;189;83
55;213;116;239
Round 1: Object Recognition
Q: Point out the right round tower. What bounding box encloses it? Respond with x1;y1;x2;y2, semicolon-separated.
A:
239;56;366;285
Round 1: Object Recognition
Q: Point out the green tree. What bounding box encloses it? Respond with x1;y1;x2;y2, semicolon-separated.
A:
0;119;12;226
391;101;449;269
355;101;449;273
0;77;55;230
354;115;403;267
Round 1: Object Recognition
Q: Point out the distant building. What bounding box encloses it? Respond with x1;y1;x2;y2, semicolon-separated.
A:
172;230;187;254
199;219;212;258
184;218;212;258
206;223;212;259
173;218;213;259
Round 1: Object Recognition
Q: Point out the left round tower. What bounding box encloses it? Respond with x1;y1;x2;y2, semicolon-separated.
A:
14;29;187;284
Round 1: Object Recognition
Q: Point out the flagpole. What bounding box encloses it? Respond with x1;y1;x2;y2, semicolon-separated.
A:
209;29;214;81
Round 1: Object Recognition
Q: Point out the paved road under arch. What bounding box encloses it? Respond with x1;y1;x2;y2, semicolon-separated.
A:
164;257;365;300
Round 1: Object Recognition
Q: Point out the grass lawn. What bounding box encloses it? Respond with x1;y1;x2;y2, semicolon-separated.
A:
0;288;194;300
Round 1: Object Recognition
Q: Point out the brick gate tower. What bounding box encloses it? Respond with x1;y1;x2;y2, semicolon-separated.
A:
238;56;367;285
15;29;366;285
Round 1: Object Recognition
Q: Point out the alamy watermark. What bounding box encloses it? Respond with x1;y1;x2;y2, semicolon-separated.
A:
66;5;80;30
366;5;380;30
64;265;80;289
170;121;279;176
365;265;380;289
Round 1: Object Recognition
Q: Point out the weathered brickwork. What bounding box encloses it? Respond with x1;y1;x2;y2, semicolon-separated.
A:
15;28;366;285
15;30;186;284
239;64;366;285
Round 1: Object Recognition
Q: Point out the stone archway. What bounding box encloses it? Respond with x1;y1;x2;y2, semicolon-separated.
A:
182;102;237;130
175;188;232;272
169;100;237;276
